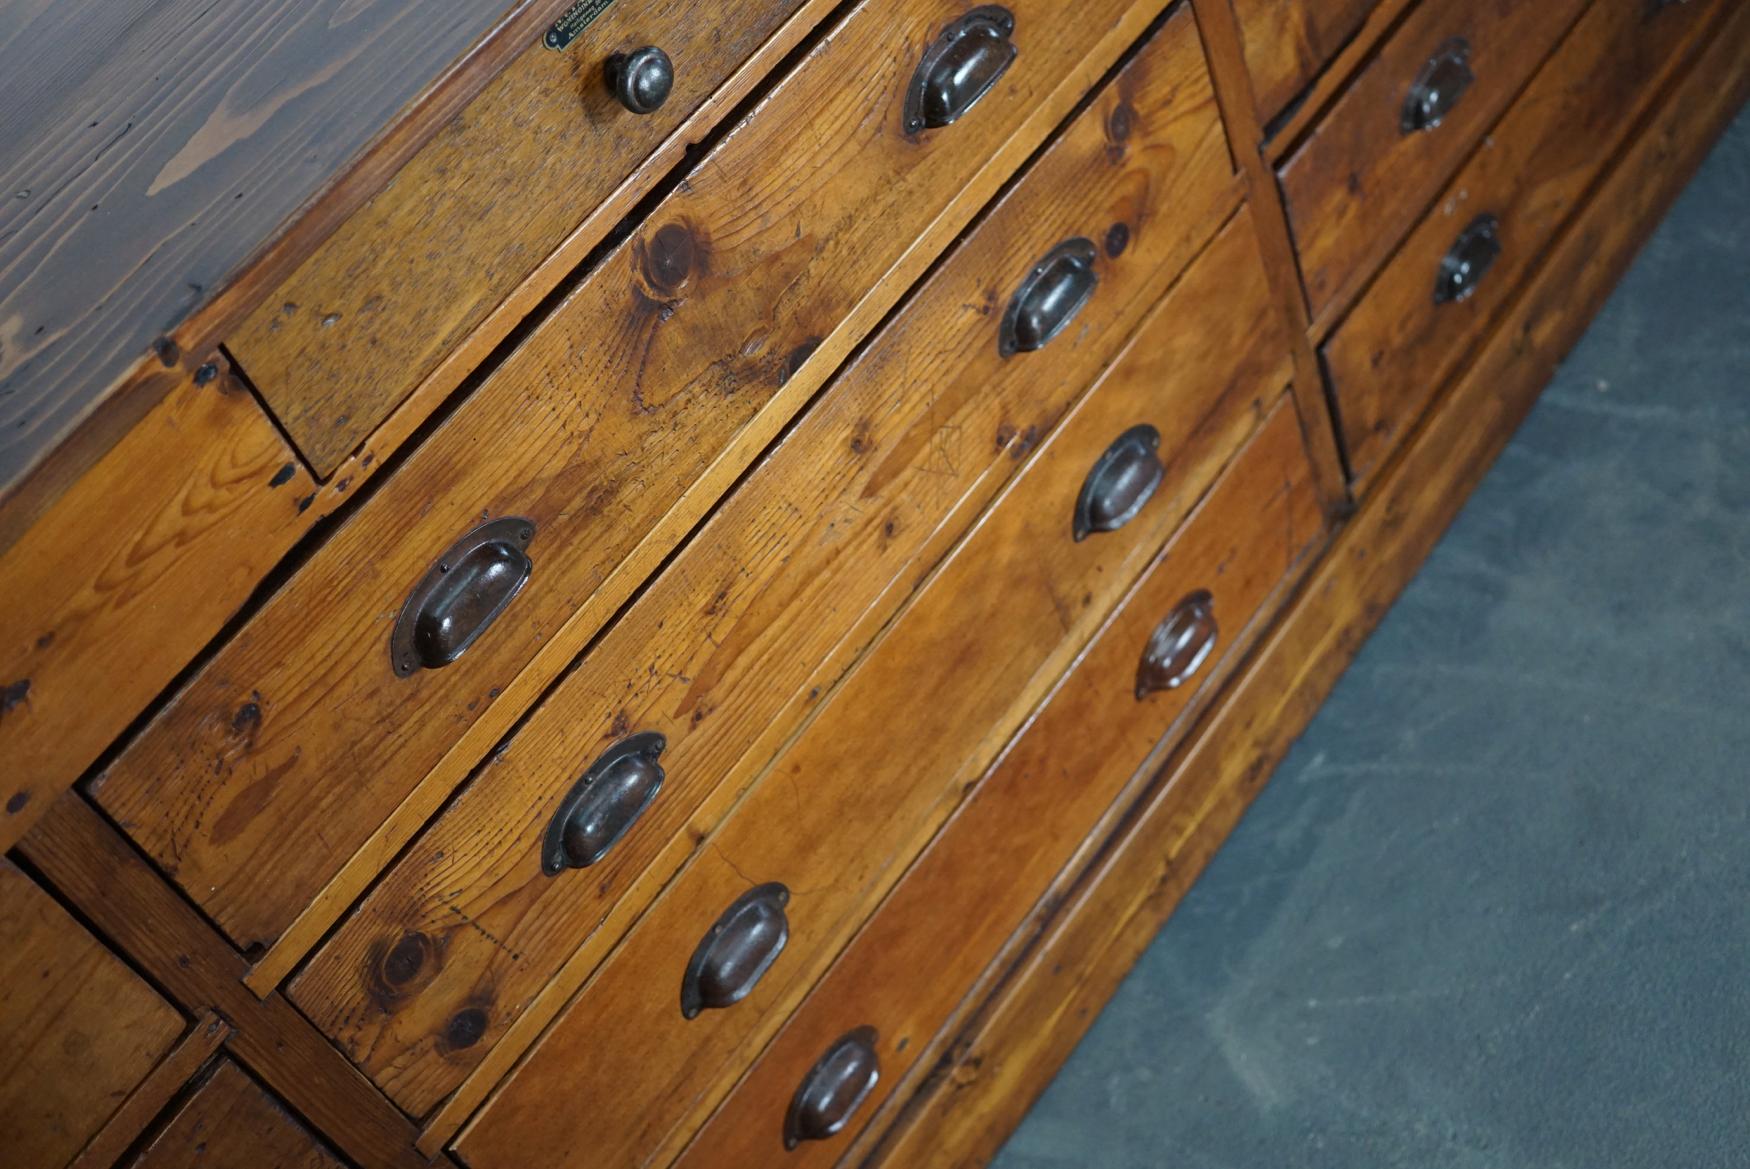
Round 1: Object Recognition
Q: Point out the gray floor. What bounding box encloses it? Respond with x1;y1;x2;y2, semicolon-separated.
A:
994;110;1750;1169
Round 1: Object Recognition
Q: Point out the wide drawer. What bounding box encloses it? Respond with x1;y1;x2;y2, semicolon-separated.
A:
1229;0;1383;121
228;1;818;476
125;1061;341;1169
675;391;1326;1167
455;203;1293;1169
1280;0;1588;322
0;860;186;1169
1326;0;1722;485
90;0;1165;957
289;3;1232;1122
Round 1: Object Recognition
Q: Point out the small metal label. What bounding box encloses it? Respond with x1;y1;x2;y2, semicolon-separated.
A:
544;0;617;50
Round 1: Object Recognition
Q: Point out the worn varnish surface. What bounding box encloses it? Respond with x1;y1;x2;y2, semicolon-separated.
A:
1227;0;1380;121
456;197;1291;1169
289;5;1231;1120
0;0;529;495
17;794;435;1169
229;0;816;476
126;1061;342;1169
1326;0;1723;484
92;0;1173;958
675;392;1325;1169
0;860;185;1169
1281;0;1589;325
866;35;1750;1162
0;361;318;855
70;1015;230;1169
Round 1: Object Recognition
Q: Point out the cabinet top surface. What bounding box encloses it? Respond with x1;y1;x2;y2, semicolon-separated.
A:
0;0;541;500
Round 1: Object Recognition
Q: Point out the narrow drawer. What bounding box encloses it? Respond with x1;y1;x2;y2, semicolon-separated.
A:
675;389;1325;1169
1326;0;1722;485
90;0;1165;957
126;1061;341;1169
1229;0;1382;120
0;860;184;1169
289;3;1232;1121
1280;0;1588;321
455;205;1292;1169
228;1;818;476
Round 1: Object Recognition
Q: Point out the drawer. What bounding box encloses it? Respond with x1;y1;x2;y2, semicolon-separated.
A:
0;860;185;1169
1326;0;1722;485
90;0;1167;956
228;1;819;477
1230;0;1383;120
126;1061;341;1169
1280;0;1589;322
455;204;1293;1169
676;389;1326;1169
289;3;1233;1121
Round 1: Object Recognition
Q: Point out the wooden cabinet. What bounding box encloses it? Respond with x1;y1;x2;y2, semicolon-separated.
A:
1;0;1743;1165
125;1062;342;1169
0;862;184;1169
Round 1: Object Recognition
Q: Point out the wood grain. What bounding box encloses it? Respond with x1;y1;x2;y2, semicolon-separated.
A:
860;25;1750;1164
229;0;816;475
673;394;1325;1168
71;1014;231;1169
455;201;1290;1169
1282;0;1589;325
126;1060;343;1169
1326;0;1724;486
0;0;528;493
16;793;435;1169
1225;0;1380;121
91;0;1179;958
0;359;318;855
0;859;185;1169
289;5;1232;1120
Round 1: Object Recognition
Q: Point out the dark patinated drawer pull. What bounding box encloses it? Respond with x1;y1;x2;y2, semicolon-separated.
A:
1001;238;1098;357
1136;590;1217;699
607;46;675;115
1401;38;1474;134
681;883;791;1019
541;732;667;874
784;1026;881;1149
1434;214;1503;305
391;517;535;677
1073;425;1164;542
904;6;1017;133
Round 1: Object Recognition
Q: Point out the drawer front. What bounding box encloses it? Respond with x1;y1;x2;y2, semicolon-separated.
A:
1281;0;1589;321
126;1061;340;1169
229;1;817;476
1230;0;1381;120
456;204;1293;1169
1326;0;1722;485
290;5;1231;1120
676;388;1325;1169
0;860;185;1169
91;0;1167;955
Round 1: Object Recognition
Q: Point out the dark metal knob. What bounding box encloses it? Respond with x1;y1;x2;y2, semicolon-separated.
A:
681;883;790;1019
1434;214;1503;305
1137;590;1217;699
904;6;1017;133
391;518;535;677
1001;238;1099;357
784;1027;881;1149
1401;38;1474;134
1073;425;1164;542
541;732;666;874
607;46;674;115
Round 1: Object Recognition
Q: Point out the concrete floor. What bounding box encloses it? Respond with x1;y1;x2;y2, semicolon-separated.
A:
993;110;1750;1169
